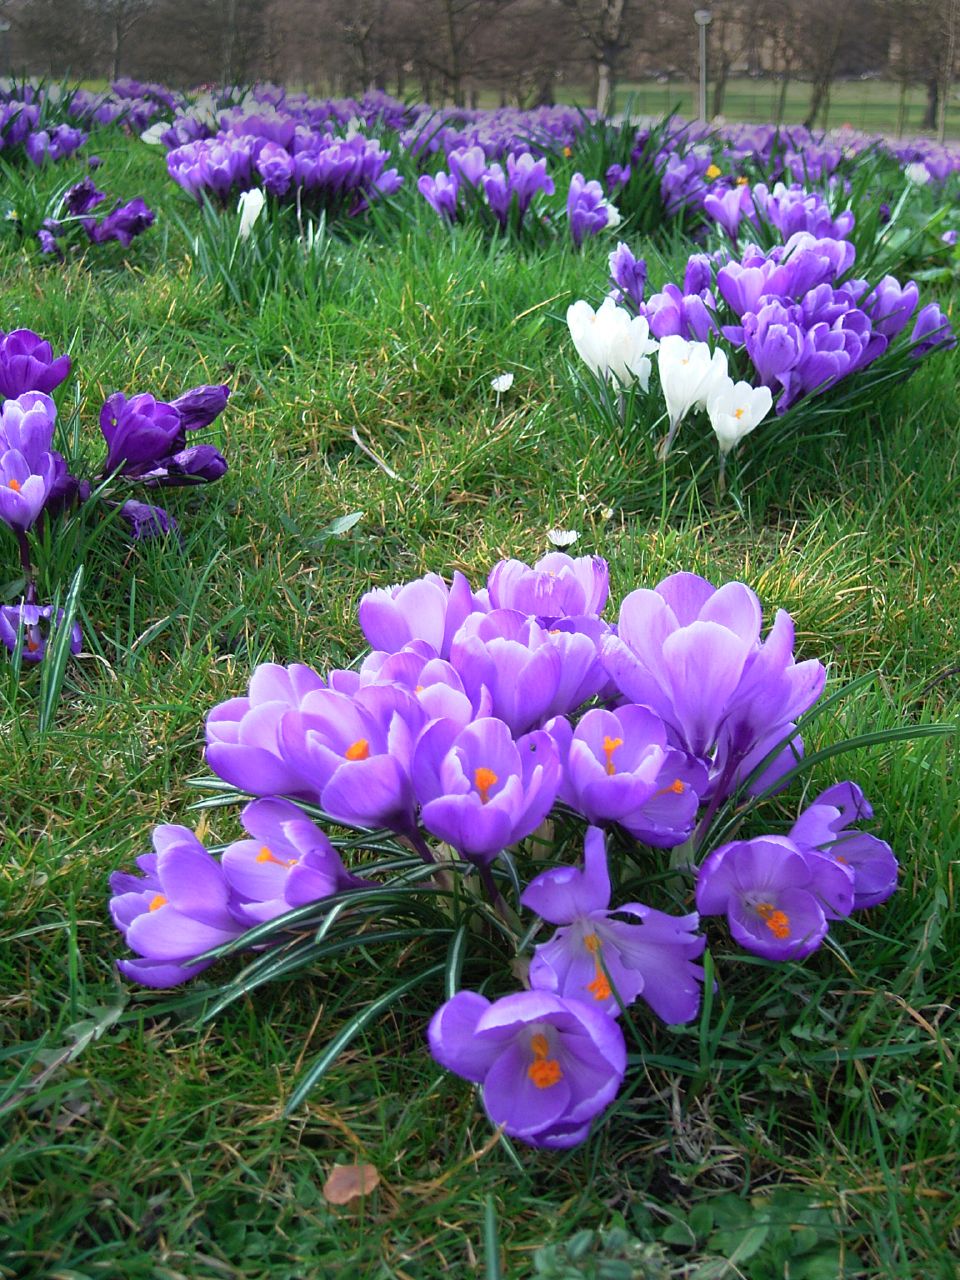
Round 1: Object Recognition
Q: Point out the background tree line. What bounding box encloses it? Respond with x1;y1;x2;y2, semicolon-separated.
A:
0;0;957;131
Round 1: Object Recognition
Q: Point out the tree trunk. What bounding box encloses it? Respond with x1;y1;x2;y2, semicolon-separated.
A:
595;58;613;116
712;57;730;118
897;78;907;138
924;76;938;129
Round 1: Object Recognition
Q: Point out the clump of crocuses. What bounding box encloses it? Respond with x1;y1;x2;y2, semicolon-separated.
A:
111;554;897;1151
0;326;229;663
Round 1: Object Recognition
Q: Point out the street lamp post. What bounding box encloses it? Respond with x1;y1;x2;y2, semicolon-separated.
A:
694;9;712;124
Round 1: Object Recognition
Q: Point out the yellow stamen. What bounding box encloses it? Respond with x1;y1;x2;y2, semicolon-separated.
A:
528;1032;563;1089
756;901;790;940
705;163;721;180
8;477;21;492
602;735;623;776
736;176;749;186
734;407;745;419
563;146;572;158
148;893;167;912
474;766;498;804
345;738;370;761
256;844;297;868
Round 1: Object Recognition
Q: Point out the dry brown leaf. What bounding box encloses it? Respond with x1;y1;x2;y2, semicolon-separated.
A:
323;1162;381;1205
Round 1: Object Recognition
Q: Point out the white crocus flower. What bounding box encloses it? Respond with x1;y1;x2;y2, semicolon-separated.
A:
566;297;659;391
657;335;728;457
237;188;266;240
904;162;931;185
706;376;773;455
140;121;170;145
603;201;622;232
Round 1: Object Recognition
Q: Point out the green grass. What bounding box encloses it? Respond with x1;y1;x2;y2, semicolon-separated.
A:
1;121;959;1279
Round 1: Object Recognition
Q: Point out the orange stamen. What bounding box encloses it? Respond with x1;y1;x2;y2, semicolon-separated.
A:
26;634;39;652
734;407;745;419
528;1032;563;1089
8;477;21;492
474;766;498;803
583;933;612;1000
602;735;623;776
756;901;791;939
148;893;167;912
345;738;370;761
256;844;297;868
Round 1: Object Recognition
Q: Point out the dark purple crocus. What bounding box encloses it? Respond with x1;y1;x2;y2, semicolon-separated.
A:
695;834;852;960
169;383;230;432
487;552;608;621
547;705;706;847
0;602;82;662
63;177;106;216
109;824;245;988
221;797;371;924
427;987;626;1148
608;243;647;313
86;197;155;248
412;717;560;864
789;782;897;910
0;329;70;400
523;827;706;1024
99;392;183;476
118;499;179;540
140;444;228;485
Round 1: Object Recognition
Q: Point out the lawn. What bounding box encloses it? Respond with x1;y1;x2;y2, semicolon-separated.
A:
1;100;959;1279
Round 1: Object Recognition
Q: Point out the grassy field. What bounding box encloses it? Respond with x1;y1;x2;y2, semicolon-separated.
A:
1;121;959;1279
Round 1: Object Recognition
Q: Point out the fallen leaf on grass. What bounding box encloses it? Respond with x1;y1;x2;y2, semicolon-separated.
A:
323;1162;381;1205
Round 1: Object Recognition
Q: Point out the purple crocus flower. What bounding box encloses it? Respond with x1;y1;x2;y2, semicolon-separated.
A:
86;197;155;248
221;797;370;924
140;444;228;485
169;383;230;432
909;303;956;358
522;827;705;1023
450;609;608;736
0;329;70;399
274;683;427;832
109;824;245;987
547;705;706;847
118;499;178;540
447;145;486;188
487;552;608;621
358;570;483;660
255;140;295;196
412;717;560;864
0;601;82;662
603;573;826;799
417;171;460;221
567;172;618;249
354;640;485;727
99;392;183;476
789;782;897;910
608;242;647;313
63;177;106;216
703;182;752;240
0;391;63;531
862;276;919;339
695;834;852;960
205;661;328;798
427;987;626;1148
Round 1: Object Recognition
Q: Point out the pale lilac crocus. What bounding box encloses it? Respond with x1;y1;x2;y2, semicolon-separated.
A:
547;705;706;847
358;571;483;660
412;717;560;864
523;827;706;1023
427;987;626;1148
109;824;245;987
695;834;851;960
789;782;897;910
486;552;609;621
221;797;370;923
